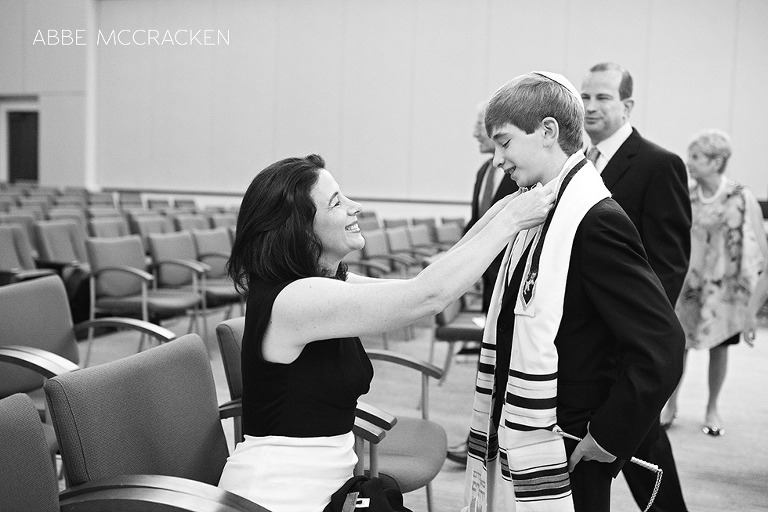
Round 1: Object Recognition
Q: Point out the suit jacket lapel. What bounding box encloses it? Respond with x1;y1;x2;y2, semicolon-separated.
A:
472;159;493;220
601;128;641;189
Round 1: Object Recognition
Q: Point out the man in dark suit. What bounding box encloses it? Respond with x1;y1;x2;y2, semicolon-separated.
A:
463;71;685;512
581;62;691;512
466;103;519;312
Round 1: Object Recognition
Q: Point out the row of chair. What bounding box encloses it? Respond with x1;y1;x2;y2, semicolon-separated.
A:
0;275;448;511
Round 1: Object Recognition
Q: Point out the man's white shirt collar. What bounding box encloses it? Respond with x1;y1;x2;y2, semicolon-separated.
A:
590;122;632;173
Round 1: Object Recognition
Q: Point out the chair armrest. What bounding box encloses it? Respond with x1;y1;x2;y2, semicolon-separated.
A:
59;474;272;512
93;265;154;282
219;398;242;420
365;348;444;380
0;268;56;285
0;345;80;378
35;259;85;275
73;317;176;343
152;258;211;274
356;401;397;430
353;417;387;445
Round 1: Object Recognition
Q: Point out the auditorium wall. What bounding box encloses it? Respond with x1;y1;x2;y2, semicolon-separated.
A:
1;0;766;205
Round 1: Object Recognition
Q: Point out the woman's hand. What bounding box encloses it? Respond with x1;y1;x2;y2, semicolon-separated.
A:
501;181;556;232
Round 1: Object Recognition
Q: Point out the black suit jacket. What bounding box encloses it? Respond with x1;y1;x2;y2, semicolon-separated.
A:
599;128;691;304
467;159;519;311
467;158;519;232
498;199;685;461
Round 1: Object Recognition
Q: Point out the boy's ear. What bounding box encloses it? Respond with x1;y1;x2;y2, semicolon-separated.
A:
541;117;559;146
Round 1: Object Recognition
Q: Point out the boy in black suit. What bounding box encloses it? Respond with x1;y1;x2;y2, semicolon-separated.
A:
581;62;691;512
463;72;684;512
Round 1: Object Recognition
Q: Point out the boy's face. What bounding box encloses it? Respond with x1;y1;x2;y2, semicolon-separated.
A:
490;122;548;188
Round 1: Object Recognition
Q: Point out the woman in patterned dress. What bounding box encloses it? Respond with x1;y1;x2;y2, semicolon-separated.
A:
662;130;768;436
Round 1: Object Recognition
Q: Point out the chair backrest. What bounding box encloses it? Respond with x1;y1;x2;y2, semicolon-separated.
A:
88;192;115;206
174;198;197;210
0;394;60;512
131;215;175;251
382;218;408;229
87;206;122;218
0;275;79;397
361;229;390;259
435;299;462;327
216;316;246;400
209;212;238;229
34;219;89;265
407;224;434;250
89;216;131;238
174;213;209;232
385;226;412;254
148;231;198;287
192;227;232;278
54;195;87;208
411;217;437;242
0;224;36;270
147;198;171;211
47;206;87;229
435;223;462;246
45;334;229;487
358;216;380;232
440;217;466;229
86;235;148;297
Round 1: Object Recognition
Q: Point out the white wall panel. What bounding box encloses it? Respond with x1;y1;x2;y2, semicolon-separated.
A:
39;94;86;186
0;0;27;93
410;0;489;202
730;0;768;197
338;0;414;200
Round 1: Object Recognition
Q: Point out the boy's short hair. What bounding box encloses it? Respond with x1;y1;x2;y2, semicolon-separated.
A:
485;72;585;155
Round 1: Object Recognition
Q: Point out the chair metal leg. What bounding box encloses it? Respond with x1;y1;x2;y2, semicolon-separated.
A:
439;341;456;386
426;481;434;512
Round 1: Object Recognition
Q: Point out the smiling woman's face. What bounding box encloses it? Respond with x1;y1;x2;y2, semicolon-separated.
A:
311;168;365;269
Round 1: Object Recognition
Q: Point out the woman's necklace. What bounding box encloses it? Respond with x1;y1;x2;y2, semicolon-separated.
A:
697;175;727;205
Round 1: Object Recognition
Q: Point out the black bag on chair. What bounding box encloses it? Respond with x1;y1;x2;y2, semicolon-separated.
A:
324;475;412;512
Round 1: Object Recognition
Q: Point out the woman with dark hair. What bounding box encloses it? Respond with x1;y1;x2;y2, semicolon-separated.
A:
217;154;555;511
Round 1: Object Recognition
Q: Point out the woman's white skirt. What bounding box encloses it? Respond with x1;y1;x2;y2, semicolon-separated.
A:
218;432;357;512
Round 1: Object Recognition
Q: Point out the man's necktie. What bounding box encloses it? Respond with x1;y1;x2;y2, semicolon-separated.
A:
586;146;601;166
478;165;496;217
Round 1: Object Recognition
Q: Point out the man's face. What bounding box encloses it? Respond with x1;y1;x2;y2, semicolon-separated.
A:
473;109;495;154
581;70;632;144
489;123;547;188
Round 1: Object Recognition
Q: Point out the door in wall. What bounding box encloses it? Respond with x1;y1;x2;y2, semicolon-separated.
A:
7;111;39;184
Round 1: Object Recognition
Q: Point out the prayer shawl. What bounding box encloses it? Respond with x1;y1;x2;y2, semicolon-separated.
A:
464;154;610;512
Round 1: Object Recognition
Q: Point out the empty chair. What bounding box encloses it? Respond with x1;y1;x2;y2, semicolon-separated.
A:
88;216;131;238
382;218;409;229
358;215;380;232
18;195;52;214
173;213;210;232
362;229;422;278
150;230;242;323
440;216;466;229
86;205;122;218
42;335;271;512
86;235;203;346
174;198;197;210
435;222;463;250
406;223;441;256
411;217;438;243
147;198;171;211
209;211;238;229
130;214;175;252
88;191;115;206
428;299;484;384
53;195;87;209
0;224;54;285
0;196;15;212
0;275;175;470
0;211;40;257
118;191;144;209
46;207;87;231
385;226;433;263
33;220;90;272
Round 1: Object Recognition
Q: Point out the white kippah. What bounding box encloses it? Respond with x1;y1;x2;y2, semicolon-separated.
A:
533;71;583;107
